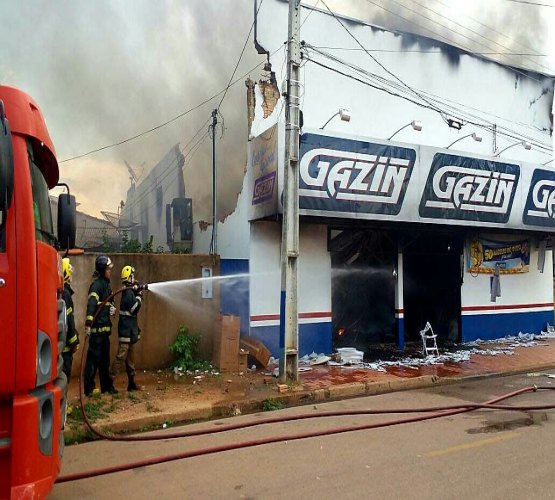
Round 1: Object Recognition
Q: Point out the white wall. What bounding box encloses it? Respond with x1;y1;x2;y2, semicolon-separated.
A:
253;0;553;165
249;221;331;317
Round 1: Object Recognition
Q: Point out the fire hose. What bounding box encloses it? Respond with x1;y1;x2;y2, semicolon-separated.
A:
58;289;555;483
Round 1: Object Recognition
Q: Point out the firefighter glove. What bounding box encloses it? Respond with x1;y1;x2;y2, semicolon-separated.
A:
84;326;91;337
109;304;116;316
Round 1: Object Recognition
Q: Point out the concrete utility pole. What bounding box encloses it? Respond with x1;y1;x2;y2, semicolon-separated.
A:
279;0;301;383
211;109;218;254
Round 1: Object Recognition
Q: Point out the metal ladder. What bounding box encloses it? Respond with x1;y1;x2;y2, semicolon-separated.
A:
420;322;439;357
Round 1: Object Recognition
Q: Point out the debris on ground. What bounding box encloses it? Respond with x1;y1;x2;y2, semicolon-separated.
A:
326;331;555;372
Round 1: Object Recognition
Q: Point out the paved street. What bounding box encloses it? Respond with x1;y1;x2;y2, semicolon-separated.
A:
52;372;555;499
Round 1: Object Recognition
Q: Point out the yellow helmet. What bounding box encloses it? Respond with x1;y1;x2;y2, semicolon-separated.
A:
121;265;135;283
62;258;73;284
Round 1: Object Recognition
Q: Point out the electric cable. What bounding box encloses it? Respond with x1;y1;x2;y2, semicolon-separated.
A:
386;0;554;75
433;0;548;58
217;0;265;111
59;44;277;164
320;0;447;117
119;120;211;217
303;46;552;152
361;0;547;83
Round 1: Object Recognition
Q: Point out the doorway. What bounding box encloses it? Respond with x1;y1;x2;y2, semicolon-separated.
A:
330;229;396;351
403;232;462;344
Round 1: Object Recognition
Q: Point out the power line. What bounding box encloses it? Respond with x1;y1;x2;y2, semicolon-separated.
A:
391;0;554;74
432;0;546;58
122;118;211;216
306;45;552;150
361;0;545;83
319;0;446;118
217;0;265;111
59;51;274;164
303;50;552;152
504;0;554;6
309;45;549;56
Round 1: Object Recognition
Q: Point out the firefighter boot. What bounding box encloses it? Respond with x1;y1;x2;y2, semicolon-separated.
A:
127;376;139;392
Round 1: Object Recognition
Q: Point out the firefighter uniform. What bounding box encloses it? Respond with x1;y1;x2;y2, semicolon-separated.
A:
62;283;79;379
110;265;142;391
61;259;79;381
84;256;117;395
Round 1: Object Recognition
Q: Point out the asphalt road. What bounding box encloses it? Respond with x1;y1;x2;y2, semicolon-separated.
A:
51;372;555;499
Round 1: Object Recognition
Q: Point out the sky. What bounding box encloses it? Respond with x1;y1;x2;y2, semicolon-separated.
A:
0;0;553;222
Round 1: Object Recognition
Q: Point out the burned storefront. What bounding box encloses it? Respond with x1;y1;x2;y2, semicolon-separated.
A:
194;0;554;358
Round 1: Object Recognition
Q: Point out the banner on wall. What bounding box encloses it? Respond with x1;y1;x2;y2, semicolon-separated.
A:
467;238;530;274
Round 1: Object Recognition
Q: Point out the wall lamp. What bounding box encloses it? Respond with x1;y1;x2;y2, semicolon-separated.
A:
495;141;532;157
387;120;422;140
447;118;463;130
446;132;483;149
320;108;351;130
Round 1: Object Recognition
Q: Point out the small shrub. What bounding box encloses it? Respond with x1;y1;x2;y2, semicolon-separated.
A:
170;326;211;371
261;398;285;412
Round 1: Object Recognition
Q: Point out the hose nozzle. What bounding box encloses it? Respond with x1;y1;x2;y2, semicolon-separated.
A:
132;283;149;292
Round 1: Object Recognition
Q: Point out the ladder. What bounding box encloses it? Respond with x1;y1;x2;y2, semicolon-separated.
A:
420;322;439;357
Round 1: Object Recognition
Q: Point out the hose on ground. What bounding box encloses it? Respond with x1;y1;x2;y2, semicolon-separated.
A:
58;385;555;483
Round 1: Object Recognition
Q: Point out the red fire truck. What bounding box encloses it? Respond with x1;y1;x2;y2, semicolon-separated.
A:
0;85;76;498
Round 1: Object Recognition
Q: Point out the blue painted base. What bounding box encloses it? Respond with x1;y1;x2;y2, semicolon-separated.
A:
397;318;405;350
220;259;249;335
249;322;332;357
462;310;554;342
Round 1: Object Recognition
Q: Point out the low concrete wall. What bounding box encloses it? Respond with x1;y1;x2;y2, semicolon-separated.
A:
69;253;220;370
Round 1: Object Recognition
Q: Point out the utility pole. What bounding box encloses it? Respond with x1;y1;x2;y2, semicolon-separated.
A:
279;0;301;383
211;109;218;254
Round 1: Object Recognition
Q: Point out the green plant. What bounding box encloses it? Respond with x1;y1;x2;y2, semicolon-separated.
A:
170;326;211;371
84;400;106;422
261;398;285;412
141;235;154;253
120;231;142;253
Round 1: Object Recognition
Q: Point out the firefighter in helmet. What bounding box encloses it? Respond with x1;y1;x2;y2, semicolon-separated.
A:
84;255;118;395
61;257;79;381
110;265;143;391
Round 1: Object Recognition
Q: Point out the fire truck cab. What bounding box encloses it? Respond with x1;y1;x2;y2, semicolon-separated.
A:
0;85;76;498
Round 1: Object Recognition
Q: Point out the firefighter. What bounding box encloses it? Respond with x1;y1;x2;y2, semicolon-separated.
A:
84;255;117;395
61;257;79;381
110;265;143;391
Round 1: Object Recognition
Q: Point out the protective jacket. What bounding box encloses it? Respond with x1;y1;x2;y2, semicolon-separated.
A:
62;283;79;352
118;288;142;343
85;275;113;334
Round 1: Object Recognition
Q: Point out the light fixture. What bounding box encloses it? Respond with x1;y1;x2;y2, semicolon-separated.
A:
387;120;422;140
446;132;483;149
447;118;463;130
495;141;532;157
320;108;351;130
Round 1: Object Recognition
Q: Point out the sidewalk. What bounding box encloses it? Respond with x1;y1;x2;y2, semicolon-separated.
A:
64;338;555;441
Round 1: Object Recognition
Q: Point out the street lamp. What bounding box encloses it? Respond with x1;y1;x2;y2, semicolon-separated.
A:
446;132;483;149
320;108;351;130
387;120;422;140
495;141;532;157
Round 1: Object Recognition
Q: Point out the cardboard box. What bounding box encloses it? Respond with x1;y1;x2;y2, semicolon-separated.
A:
213;315;241;372
240;337;271;368
238;348;249;373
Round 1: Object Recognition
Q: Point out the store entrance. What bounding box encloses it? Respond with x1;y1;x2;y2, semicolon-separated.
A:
330;229;396;351
403;232;462;344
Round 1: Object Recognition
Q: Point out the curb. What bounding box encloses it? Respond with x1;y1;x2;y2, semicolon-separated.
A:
64;362;555;441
